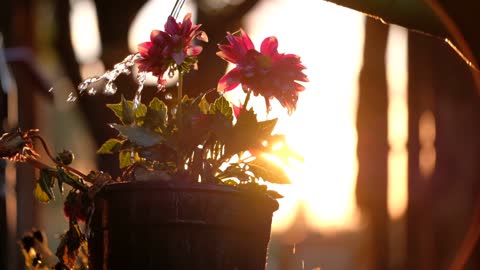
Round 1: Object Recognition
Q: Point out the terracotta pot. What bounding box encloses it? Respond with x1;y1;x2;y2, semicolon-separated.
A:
87;181;279;270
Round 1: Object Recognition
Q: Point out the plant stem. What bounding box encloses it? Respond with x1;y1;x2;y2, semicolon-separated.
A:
31;135;88;179
31;135;58;165
176;68;184;173
177;69;183;102
243;90;252;110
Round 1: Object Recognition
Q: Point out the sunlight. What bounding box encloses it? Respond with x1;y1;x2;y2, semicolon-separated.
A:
245;0;409;232
244;0;365;232
386;25;408;220
69;0;102;64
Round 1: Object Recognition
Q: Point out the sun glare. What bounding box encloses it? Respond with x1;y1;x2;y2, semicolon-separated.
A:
244;0;408;232
244;0;365;233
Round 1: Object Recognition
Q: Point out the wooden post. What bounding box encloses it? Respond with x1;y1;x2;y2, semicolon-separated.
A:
407;29;480;270
356;17;389;270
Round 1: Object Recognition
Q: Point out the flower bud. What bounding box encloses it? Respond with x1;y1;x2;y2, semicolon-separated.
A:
57;150;74;165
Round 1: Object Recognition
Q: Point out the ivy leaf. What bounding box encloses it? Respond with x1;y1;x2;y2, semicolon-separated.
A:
57;168;87;192
106;98;147;124
143;97;168;129
219;164;251;182
121;95;134;125
210;96;233;120
119;151;135;169
247;156;291;184
222;109;277;157
263;135;304;164
111;124;163;147
266;189;284;199
34;169;56;202
34;183;51;203
97;138;124;154
223;179;238;186
198;95;210;114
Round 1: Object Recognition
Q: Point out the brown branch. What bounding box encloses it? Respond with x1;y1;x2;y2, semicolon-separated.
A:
30;135;89;180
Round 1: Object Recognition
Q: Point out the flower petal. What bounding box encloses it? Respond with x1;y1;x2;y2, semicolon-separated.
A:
216;47;238;63
138;42;152;55
196;31;209;42
165;16;179;34
186;45;203;56
240;29;255;50
217;68;242;92
260;36;278;56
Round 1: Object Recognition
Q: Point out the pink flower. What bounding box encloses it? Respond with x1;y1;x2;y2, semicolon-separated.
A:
136;13;208;85
217;30;308;114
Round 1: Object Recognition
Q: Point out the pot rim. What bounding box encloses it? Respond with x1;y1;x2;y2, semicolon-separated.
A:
97;181;280;211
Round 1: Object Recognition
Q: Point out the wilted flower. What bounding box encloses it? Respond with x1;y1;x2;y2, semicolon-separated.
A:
136;13;208;85
0;129;39;161
217;30;308;113
63;190;90;222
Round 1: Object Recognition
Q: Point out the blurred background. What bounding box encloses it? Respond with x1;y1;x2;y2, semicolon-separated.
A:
1;0;480;269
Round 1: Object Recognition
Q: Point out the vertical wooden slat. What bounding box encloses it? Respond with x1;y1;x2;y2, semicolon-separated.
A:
6;1;37;269
406;30;436;270
356;17;389;270
407;29;480;270
0;87;7;270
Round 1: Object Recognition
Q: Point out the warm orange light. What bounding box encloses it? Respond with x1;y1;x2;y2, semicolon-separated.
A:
244;0;365;233
245;0;409;232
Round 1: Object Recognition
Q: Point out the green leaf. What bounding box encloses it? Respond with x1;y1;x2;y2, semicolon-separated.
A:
121;95;134;125
34;183;51;203
223;179;238;186
247;156;291;184
112;124;163;147
106;98;147;124
198;95;210;114
266;189;284;199
97;138;124;154
57;168;87;192
210;96;233;120
219;164;252;182
119;151;135;169
144;97;168;129
34;169;56;202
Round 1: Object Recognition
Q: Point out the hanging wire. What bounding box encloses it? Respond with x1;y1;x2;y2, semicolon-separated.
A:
170;0;186;19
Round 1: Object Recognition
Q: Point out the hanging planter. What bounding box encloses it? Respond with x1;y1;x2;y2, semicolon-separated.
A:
88;181;278;269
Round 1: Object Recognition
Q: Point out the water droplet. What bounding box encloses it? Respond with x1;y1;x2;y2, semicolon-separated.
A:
66;92;77;102
108;123;115;128
87;88;97;95
292;244;296;254
78;82;88;91
133;94;141;110
48;87;54;93
157;84;166;92
165;92;173;100
168;68;175;78
104;82;117;95
171;107;177;114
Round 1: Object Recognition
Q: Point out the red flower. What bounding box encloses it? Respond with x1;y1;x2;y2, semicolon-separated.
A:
136;13;208;85
217;30;308;114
